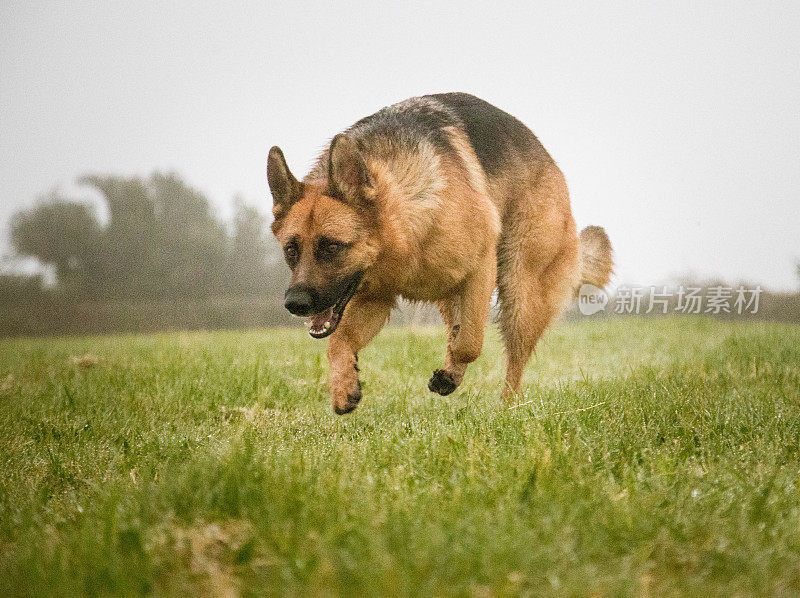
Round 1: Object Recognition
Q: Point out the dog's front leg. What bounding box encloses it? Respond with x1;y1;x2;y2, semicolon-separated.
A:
429;251;496;395
327;296;392;414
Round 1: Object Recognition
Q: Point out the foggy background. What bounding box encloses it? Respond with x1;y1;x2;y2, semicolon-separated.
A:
1;2;799;335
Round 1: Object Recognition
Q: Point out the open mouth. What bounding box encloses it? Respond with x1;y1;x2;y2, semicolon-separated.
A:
306;273;364;339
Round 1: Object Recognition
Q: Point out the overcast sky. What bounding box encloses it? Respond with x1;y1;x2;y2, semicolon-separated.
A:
1;1;798;289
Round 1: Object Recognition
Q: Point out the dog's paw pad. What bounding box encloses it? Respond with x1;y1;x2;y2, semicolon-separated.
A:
333;381;362;415
428;369;457;396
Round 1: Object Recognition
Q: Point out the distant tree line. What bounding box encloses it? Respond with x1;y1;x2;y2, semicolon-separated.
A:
1;172;799;336
5;172;287;301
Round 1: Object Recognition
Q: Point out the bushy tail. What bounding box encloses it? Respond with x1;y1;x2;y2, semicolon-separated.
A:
577;225;613;290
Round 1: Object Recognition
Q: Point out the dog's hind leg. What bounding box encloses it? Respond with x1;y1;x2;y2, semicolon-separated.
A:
327;296;392;414
497;261;548;401
429;250;496;395
498;235;579;401
497;166;579;402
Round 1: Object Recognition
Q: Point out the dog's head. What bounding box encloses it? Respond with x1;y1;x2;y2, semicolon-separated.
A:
267;134;380;338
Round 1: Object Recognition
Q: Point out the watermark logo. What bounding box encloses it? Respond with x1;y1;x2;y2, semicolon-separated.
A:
578;284;609;315
578;284;762;316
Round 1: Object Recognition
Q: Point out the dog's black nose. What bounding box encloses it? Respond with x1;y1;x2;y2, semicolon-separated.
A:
284;287;315;316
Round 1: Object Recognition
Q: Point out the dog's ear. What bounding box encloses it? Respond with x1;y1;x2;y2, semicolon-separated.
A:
267;146;302;219
328;134;371;206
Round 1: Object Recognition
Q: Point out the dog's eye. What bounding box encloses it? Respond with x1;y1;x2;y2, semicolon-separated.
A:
324;241;343;255
315;238;348;262
284;244;299;264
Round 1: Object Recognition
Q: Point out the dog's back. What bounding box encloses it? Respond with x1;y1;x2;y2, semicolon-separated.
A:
428;92;553;177
309;92;552;210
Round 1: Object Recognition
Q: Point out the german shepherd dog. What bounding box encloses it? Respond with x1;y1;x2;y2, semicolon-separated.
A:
267;93;612;414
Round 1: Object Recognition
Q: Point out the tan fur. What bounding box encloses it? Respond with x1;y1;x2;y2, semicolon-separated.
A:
578;225;614;290
269;104;612;413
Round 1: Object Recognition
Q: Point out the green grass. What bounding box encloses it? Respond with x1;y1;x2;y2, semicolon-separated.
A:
1;317;799;596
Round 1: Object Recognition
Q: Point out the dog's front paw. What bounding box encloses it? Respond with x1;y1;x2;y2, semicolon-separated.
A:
332;380;362;415
428;369;457;396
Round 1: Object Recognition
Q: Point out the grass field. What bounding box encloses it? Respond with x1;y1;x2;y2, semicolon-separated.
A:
1;317;799;596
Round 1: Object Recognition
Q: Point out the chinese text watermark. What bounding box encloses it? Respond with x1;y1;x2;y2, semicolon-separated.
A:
578;284;762;316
